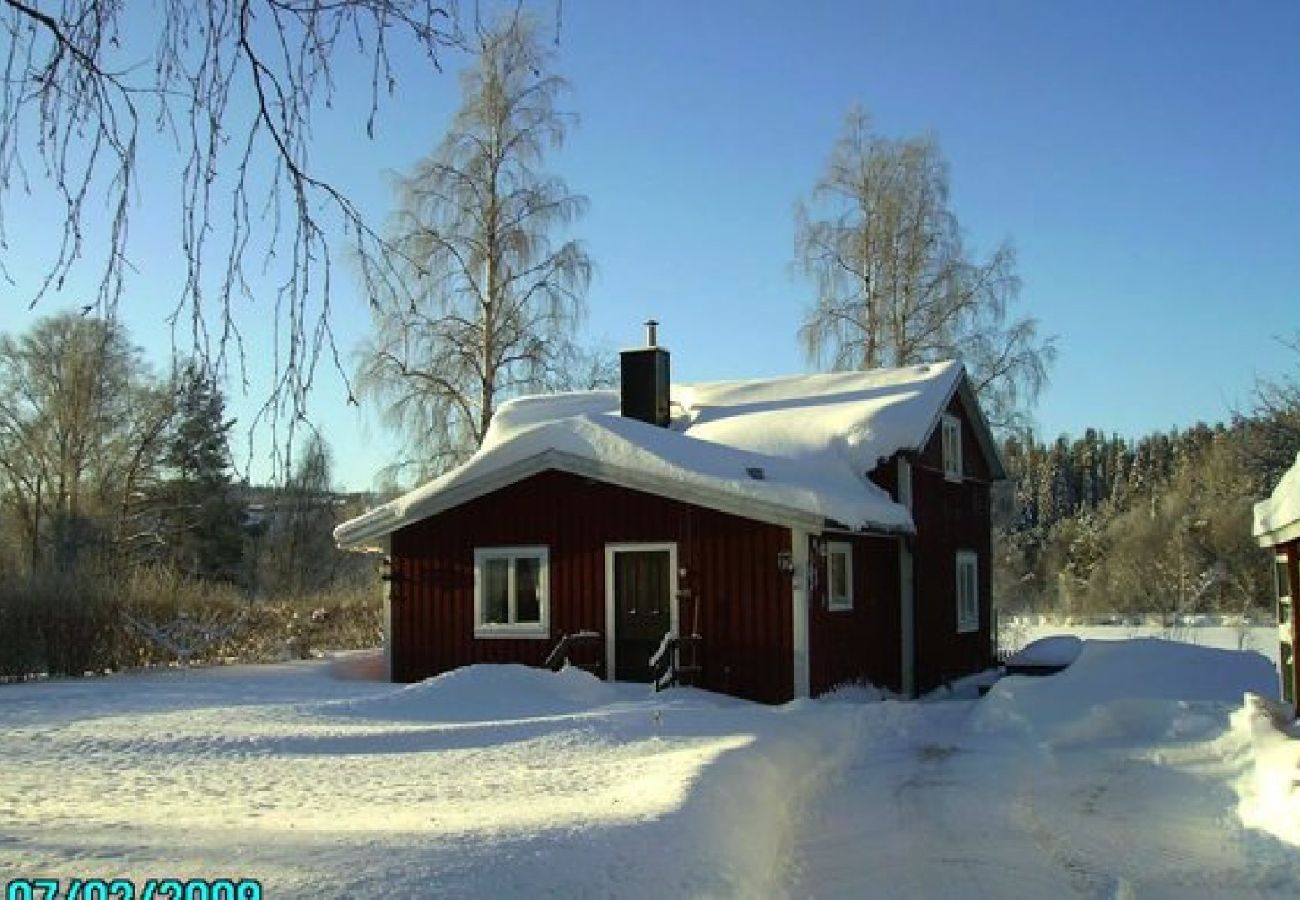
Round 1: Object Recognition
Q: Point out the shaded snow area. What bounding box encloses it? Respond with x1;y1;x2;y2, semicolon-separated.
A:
4;643;1300;898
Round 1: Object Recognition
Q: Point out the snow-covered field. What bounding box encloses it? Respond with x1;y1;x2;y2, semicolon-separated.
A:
2;643;1298;898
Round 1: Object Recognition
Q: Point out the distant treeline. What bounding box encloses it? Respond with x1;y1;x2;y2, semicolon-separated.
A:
994;413;1297;619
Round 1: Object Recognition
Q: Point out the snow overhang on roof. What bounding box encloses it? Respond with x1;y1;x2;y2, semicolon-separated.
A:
1254;451;1300;547
336;360;990;549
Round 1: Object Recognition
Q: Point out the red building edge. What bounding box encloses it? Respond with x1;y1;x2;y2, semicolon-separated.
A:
1270;541;1299;711
377;385;997;705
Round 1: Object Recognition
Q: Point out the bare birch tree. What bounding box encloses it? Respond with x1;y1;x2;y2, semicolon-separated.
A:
796;106;1054;429
1250;332;1300;465
0;314;172;570
358;13;590;479
1;0;458;424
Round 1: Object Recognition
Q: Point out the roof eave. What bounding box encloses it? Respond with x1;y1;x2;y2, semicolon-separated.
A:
335;448;847;548
1255;518;1300;548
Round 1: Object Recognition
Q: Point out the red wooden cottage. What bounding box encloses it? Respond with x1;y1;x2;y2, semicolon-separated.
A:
336;329;1006;703
1254;451;1300;711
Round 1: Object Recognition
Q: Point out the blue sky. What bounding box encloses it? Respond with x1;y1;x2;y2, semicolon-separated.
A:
6;1;1299;491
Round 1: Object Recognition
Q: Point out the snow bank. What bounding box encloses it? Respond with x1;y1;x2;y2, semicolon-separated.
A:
1232;692;1300;847
322;663;621;722
972;639;1278;745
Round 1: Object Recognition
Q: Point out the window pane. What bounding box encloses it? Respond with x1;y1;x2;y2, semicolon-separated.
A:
831;552;848;602
484;558;509;624
943;419;962;477
965;563;977;619
515;556;541;623
957;556;977;627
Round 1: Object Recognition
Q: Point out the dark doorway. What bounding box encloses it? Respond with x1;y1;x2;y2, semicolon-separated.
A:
612;549;672;682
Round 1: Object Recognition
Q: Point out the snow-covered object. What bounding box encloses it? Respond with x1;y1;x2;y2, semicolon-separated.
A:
338;361;975;547
1004;634;1083;669
973;639;1278;743
1231;692;1300;847
1254;450;1300;545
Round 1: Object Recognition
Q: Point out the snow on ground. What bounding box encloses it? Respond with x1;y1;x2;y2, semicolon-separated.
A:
791;639;1299;899
3;642;1299;898
0;657;850;897
1234;694;1300;849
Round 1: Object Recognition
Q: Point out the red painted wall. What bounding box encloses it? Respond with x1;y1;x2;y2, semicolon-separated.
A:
907;393;995;693
808;533;902;695
389;470;795;704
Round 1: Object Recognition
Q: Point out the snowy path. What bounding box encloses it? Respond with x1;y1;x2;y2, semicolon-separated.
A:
788;693;1300;898
787;702;1084;898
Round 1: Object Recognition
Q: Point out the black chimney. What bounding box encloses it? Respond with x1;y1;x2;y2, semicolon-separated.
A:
620;320;671;427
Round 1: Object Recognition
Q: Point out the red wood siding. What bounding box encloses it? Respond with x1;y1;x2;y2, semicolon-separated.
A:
808;533;902;694
389;470;794;704
905;392;995;693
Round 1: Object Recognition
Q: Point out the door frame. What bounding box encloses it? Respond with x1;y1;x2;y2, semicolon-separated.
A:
604;542;679;682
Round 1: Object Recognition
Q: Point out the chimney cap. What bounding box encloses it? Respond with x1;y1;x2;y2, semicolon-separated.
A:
644;319;659;347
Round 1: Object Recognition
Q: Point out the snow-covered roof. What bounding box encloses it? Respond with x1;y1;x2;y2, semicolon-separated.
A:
1254;451;1300;546
337;360;983;549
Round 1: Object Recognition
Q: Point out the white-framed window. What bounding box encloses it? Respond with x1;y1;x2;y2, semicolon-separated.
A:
827;541;854;612
897;457;913;511
474;546;549;638
956;550;979;633
941;414;963;482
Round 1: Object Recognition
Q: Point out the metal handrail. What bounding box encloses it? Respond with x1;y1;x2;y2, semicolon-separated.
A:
651;633;702;691
545;630;602;672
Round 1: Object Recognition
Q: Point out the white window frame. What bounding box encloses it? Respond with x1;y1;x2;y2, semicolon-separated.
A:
941;414;963;482
898;457;913;511
827;541;854;612
473;546;550;639
956;550;979;633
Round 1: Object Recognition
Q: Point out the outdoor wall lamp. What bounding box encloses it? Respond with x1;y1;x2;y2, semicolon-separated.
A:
776;550;795;575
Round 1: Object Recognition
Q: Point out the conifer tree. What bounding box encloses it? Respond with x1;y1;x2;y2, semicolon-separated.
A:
161;364;243;580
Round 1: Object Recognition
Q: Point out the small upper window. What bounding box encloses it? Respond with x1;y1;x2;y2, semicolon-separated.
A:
941;414;963;482
956;550;979;633
474;546;549;638
898;458;913;511
827;542;853;612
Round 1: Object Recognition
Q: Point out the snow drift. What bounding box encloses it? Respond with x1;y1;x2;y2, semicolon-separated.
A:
1232;692;1300;847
